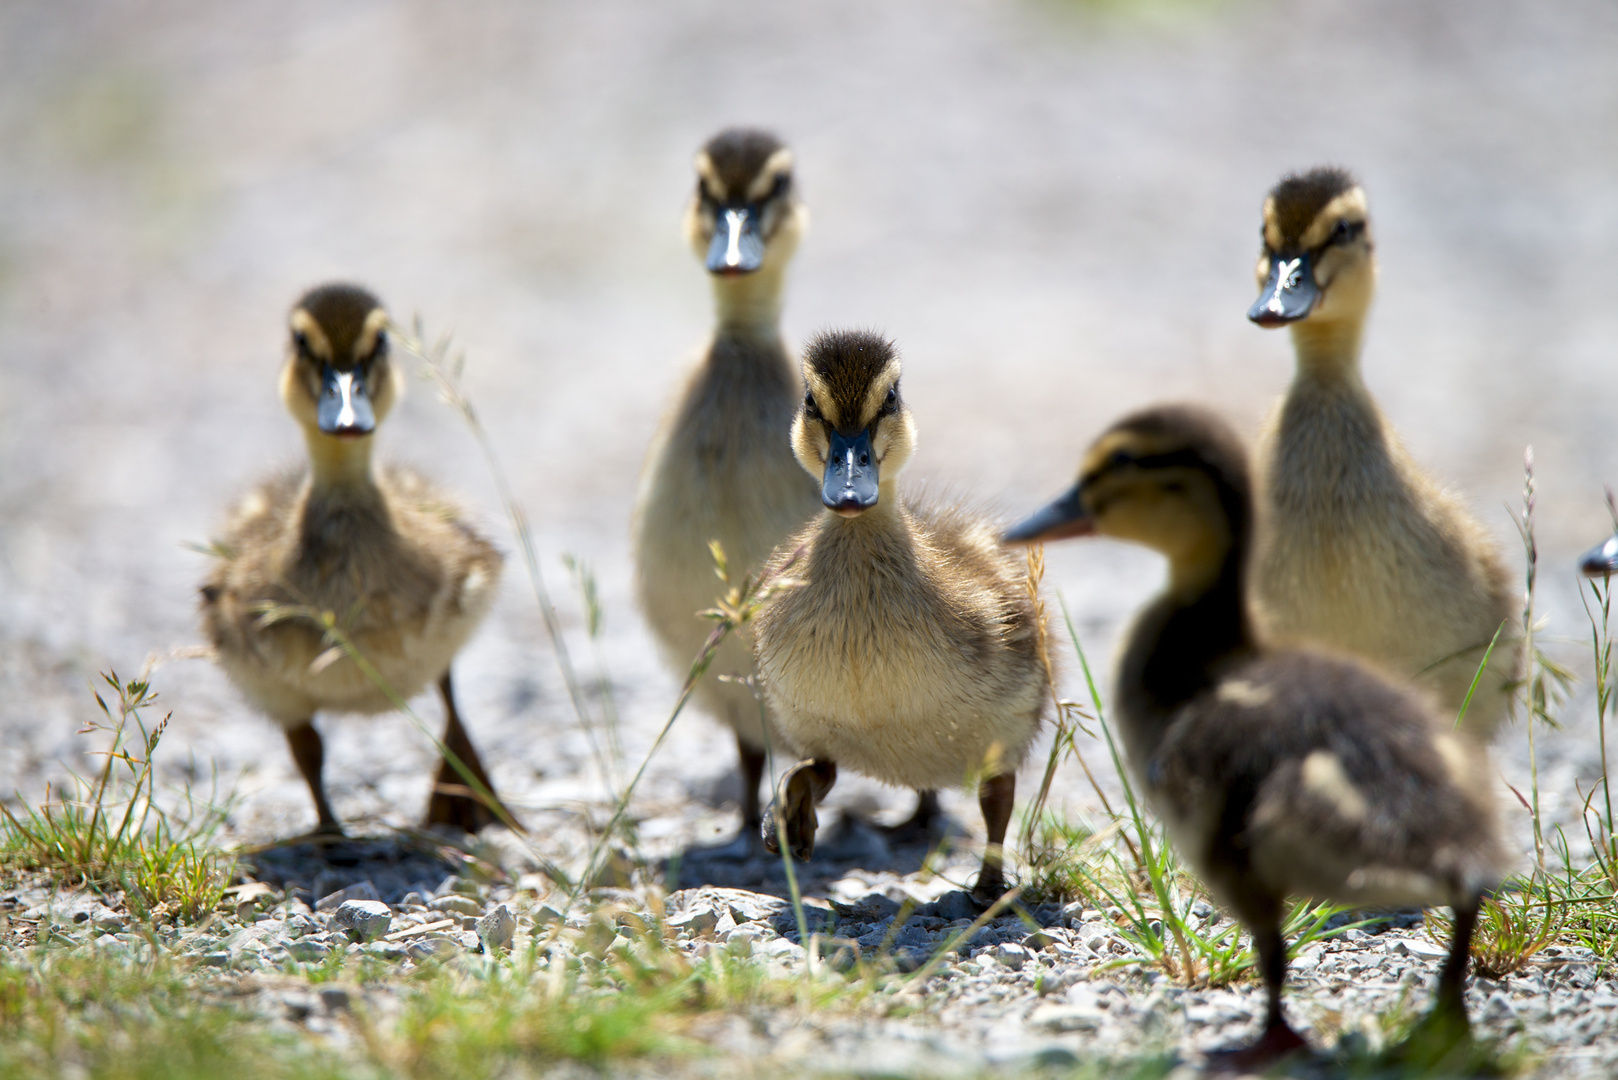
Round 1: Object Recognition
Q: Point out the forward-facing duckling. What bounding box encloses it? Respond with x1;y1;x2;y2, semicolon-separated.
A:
752;330;1048;902
1006;404;1506;1066
1248;167;1520;739
201;283;515;836
633;130;942;843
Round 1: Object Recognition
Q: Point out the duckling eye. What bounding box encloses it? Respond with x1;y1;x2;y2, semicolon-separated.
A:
371;329;388;359
1328;219;1363;246
803;393;820;419
1107;450;1135;470
878;386;898;415
293;331;311;357
766;172;791;202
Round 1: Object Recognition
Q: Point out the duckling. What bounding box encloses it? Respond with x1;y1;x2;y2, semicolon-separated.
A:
633;130;945;842
1248;167;1520;739
201;283;514;836
1005;404;1506;1066
752;330;1048;902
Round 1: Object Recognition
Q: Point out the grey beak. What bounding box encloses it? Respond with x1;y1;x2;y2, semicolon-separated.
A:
1582;534;1618;578
705;207;765;275
317;366;376;436
1248;251;1320;327
821;428;879;515
1003;482;1094;544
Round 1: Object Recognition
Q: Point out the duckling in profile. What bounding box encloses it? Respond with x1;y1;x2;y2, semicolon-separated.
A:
1006;404;1506;1066
752;330;1048;902
633;131;943;845
1248;167;1520;739
201;283;514;836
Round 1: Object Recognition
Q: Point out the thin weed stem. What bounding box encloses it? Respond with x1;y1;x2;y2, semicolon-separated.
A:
389;320;605;781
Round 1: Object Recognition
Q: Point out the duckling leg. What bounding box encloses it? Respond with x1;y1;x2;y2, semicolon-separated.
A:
761;758;837;861
737;735;767;835
1435;897;1478;1020
1209;917;1309;1069
1390;899;1478;1066
285;721;343;835
972;773;1015;904
880;790;941;842
424;672;521;833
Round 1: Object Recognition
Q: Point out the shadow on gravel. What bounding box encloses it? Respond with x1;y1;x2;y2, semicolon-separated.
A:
665;811;957;896
236;831;478;906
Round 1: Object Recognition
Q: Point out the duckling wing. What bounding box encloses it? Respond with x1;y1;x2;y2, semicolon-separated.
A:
1150;652;1506;914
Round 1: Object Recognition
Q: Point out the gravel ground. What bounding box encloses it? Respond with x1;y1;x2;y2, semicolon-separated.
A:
2;850;1611;1078
2;0;1618;1075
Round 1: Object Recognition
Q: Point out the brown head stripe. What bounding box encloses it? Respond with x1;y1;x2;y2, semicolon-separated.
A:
1266;166;1357;248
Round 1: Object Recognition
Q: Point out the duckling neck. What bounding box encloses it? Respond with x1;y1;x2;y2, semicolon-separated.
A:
1119;552;1257;764
711;264;786;339
302;428;379;492
1288;318;1366;383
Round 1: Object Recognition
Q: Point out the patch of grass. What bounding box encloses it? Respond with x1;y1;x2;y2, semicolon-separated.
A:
1426;890;1561;982
379;958;686;1076
0;949;348;1080
0;672;233;921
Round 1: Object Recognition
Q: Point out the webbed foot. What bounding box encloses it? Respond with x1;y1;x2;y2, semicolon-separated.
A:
1205;1020;1310;1072
761;759;837;861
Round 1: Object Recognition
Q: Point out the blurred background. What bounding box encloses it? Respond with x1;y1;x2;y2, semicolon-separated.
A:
1;0;1615;856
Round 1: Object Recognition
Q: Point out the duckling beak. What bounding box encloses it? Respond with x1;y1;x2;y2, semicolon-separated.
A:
706;207;765;275
1581;535;1618;578
316;365;376;437
1248;252;1320;327
1002;483;1094;544
822;429;880;516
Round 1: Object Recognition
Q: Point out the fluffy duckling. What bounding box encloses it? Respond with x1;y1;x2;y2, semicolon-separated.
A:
1006;404;1506;1065
201;283;514;835
752;330;1048;902
633;130;941;841
1248;167;1520;739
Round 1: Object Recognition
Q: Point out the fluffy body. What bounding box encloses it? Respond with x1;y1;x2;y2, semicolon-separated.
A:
1124;641;1504;919
754;497;1046;791
633;332;818;743
1254;376;1518;735
202;465;501;727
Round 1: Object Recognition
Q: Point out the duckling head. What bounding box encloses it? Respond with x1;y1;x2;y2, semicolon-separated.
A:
278;283;400;441
684;128;804;279
1248;167;1375;331
1004;405;1250;594
792;329;915;518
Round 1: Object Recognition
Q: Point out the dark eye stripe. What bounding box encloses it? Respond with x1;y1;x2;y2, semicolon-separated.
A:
1085;447;1207;485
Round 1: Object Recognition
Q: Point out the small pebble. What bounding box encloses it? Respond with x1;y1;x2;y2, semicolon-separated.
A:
427;894;483;918
478;903;517;952
333;900;393;942
287;939;330;961
993;943;1029;971
315;881;381;912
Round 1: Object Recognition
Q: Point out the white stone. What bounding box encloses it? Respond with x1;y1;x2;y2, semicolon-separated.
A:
477;903;517;951
315;882;380;912
993;943;1029;971
333;899;392;942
